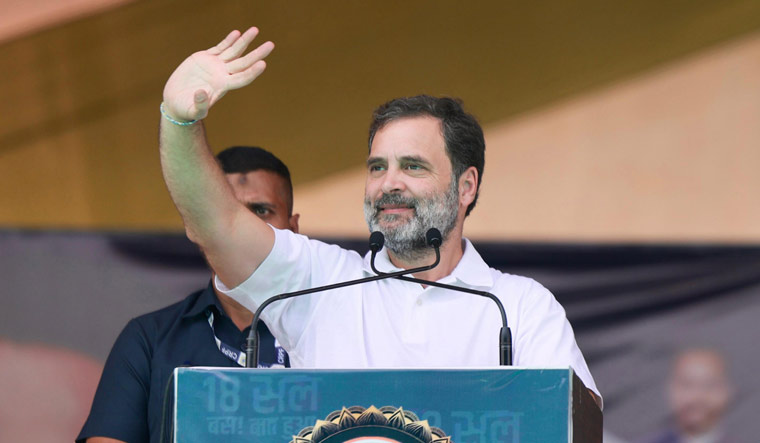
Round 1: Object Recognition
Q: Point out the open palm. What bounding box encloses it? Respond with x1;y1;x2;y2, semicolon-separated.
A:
162;27;274;122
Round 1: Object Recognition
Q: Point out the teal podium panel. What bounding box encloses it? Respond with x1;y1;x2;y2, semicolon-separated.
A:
173;367;600;443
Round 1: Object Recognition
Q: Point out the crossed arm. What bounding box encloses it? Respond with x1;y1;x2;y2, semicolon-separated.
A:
159;28;276;288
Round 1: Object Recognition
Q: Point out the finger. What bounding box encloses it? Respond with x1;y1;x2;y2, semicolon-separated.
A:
227;61;268;90
226;41;274;74
219;27;260;62
207;30;242;55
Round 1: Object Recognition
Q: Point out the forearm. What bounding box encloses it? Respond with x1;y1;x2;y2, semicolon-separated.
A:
158;116;238;244
158;112;273;287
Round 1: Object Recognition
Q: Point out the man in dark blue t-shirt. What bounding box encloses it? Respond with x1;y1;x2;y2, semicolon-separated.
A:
77;146;300;443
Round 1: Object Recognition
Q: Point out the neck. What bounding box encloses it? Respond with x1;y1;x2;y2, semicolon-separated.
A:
388;227;465;282
212;277;254;331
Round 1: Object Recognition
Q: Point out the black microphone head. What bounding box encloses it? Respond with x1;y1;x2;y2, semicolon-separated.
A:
426;228;442;248
369;231;385;252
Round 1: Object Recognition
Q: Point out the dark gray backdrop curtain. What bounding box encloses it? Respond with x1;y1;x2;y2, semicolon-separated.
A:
2;229;758;441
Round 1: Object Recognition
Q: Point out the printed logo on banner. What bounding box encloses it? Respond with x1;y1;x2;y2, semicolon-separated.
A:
290;406;454;443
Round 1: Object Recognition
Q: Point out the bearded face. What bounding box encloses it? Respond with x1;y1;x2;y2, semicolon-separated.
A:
364;175;459;261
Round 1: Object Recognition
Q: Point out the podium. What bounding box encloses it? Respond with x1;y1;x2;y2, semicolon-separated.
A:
172;367;601;442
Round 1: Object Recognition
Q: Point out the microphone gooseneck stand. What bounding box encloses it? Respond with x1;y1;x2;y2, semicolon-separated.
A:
369;230;513;366
244;229;441;368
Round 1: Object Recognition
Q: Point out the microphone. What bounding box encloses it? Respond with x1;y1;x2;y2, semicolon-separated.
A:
370;229;513;366
426;227;442;248
369;231;385;252
244;230;440;368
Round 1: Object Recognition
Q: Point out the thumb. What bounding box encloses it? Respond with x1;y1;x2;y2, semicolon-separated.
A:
193;89;210;119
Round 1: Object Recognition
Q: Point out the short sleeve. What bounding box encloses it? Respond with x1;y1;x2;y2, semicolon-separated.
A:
76;319;152;443
512;279;601;401
216;227;364;354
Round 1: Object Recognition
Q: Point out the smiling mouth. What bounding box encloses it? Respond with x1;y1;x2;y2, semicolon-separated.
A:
378;205;414;215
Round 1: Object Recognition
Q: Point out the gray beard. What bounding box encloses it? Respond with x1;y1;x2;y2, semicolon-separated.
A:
364;177;459;262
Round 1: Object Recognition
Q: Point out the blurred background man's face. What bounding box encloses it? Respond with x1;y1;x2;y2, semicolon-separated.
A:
668;350;732;436
225;170;298;232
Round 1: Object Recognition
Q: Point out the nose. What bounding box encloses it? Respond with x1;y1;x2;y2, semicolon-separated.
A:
380;167;406;194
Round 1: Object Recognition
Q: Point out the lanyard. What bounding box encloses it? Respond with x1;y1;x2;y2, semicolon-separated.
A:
205;310;289;368
206;310;247;367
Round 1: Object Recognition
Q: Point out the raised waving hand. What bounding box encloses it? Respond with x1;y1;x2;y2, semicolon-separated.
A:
162;27;274;122
159;27;277;289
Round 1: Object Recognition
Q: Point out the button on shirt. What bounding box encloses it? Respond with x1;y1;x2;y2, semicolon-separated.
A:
218;228;600;397
77;282;288;443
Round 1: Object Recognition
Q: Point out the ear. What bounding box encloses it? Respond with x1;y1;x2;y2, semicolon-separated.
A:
289;213;301;234
458;166;478;209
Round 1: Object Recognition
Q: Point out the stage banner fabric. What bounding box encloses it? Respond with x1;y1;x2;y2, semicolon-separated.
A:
1;229;758;441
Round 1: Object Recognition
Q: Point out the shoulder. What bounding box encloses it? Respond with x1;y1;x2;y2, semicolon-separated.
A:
460;240;549;297
273;228;363;260
118;287;209;346
486;268;567;328
488;268;552;299
267;228;365;279
134;286;207;322
456;240;541;293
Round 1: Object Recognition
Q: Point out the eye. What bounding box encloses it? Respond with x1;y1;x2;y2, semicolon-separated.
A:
248;204;272;217
369;164;386;172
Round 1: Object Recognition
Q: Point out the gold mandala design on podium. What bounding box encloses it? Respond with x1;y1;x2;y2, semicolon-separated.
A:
290;405;453;443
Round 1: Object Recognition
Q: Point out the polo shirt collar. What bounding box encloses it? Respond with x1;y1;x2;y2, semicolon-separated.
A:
363;238;494;288
447;238;494;288
184;280;224;319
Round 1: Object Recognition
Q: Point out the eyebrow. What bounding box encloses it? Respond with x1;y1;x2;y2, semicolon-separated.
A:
398;155;432;167
367;155;433;167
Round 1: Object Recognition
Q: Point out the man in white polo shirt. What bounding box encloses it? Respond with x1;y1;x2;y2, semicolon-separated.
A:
158;27;601;405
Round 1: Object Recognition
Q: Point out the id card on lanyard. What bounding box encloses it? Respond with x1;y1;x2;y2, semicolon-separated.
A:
206;310;288;368
206;311;247;367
